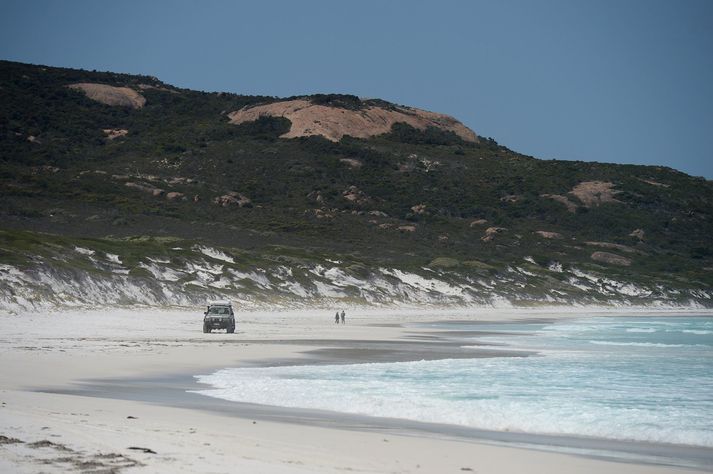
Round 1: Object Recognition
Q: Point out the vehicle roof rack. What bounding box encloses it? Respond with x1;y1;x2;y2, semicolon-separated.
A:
207;300;232;306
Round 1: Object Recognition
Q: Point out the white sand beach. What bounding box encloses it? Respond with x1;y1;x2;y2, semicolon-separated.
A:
0;307;710;473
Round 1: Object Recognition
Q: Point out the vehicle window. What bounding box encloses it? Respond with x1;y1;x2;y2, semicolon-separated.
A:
209;306;229;315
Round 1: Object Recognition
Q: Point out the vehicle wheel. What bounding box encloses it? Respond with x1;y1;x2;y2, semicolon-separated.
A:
228;325;235;334
203;325;210;333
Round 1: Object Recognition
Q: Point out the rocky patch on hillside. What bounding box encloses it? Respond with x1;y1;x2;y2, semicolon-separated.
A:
68;83;146;109
228;99;478;142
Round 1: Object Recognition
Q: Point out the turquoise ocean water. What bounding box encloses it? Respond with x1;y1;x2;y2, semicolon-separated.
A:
194;316;713;447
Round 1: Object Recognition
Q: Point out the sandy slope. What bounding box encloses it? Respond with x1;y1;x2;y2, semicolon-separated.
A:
0;307;708;473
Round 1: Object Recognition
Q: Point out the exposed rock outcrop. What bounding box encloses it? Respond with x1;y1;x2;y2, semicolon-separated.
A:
342;186;370;205
570;181;620;207
166;192;185;201
500;194;521;203
368;210;388;217
102;128;128;140
591;251;632;266
535;230;563;239
638;178;669;188
629;229;645;240
307;190;325;204
339;158;363;169
213;192;252;208
228;99;478;142
305;208;335;219
125;182;164;197
482;227;507;242
410;204;428;215
542;181;621;212
68;83;146;109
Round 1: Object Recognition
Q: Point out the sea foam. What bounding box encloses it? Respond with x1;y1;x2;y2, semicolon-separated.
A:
193;316;713;448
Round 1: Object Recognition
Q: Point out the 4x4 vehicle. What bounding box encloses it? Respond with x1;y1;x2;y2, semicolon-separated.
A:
203;300;235;333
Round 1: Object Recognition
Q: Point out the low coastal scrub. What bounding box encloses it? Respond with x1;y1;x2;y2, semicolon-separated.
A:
1;60;711;310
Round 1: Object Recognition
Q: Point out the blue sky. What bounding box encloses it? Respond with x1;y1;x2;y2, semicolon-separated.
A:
2;0;712;178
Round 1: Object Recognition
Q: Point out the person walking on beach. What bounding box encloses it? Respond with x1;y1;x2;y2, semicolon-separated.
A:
335;311;340;324
340;310;345;324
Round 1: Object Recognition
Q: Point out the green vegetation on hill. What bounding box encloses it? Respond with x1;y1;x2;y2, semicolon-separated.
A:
1;59;712;305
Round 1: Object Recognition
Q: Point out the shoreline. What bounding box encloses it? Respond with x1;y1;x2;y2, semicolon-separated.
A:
48;365;713;471
1;307;711;473
3;303;712;318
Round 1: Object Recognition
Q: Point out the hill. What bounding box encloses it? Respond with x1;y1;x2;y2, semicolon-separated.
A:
1;59;712;311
